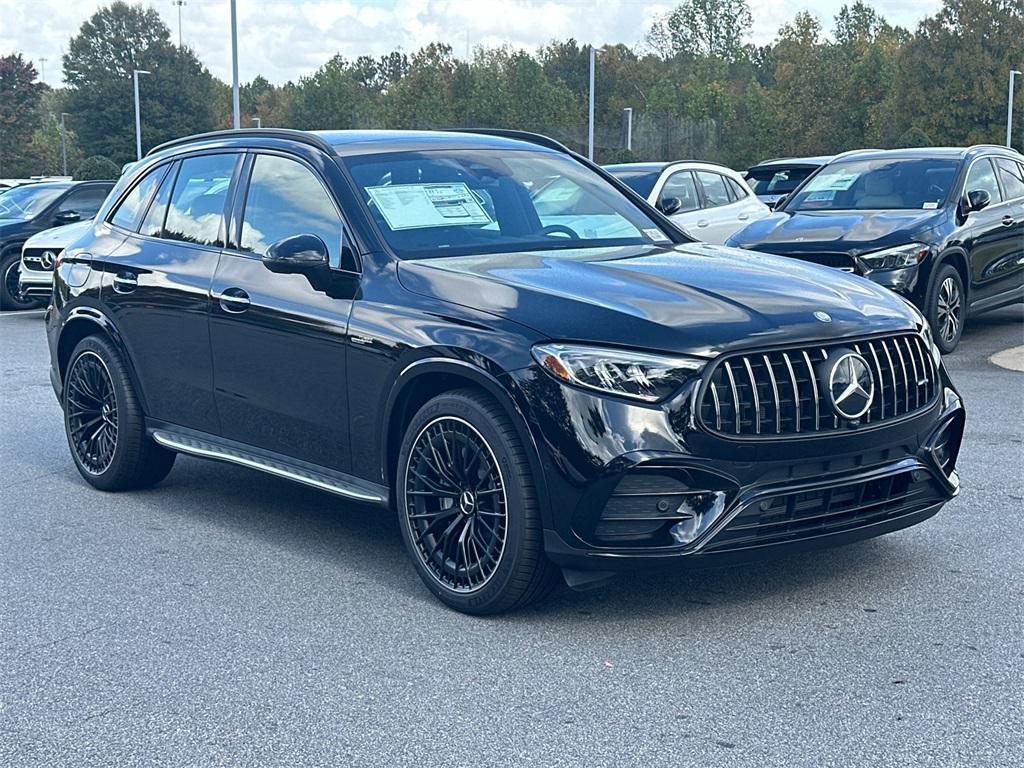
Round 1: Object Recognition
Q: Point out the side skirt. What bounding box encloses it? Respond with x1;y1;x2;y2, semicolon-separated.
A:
148;423;389;506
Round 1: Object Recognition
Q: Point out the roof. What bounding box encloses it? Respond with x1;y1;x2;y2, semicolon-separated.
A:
604;162;672;173
828;146;1022;163
750;155;833;169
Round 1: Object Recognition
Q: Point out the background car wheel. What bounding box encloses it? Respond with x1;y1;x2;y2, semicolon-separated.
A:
926;264;965;354
397;389;559;615
63;334;176;491
0;251;43;311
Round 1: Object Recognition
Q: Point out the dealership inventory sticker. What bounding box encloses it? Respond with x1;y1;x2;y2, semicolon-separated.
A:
367;183;492;230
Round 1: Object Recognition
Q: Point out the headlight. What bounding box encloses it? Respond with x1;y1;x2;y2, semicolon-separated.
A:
532;343;705;402
859;243;930;271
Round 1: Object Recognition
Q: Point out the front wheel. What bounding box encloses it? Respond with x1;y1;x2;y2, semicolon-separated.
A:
926;264;965;354
396;389;558;614
1;251;43;311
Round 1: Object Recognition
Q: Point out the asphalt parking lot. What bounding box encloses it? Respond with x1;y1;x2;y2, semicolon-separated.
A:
1;306;1022;767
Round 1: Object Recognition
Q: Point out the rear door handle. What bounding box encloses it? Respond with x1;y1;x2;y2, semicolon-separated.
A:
737;213;750;221
696;219;710;228
218;287;250;313
112;271;138;294
1002;216;1016;227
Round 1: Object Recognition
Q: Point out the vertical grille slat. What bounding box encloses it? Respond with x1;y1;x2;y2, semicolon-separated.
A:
699;333;939;439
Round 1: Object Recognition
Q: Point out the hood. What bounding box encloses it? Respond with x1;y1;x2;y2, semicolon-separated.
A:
397;243;919;357
24;219;93;249
0;218;29;237
728;209;946;255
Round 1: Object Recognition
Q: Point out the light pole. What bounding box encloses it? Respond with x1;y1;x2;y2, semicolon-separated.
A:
1008;69;1022;149
173;0;187;48
60;112;69;176
230;0;240;129
133;69;150;161
587;46;595;161
39;57;47;84
623;107;633;152
251;117;262;128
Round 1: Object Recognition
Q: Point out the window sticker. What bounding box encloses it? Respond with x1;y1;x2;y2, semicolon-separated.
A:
816;172;858;191
805;190;837;202
922;201;939;209
366;183;492;230
643;227;671;243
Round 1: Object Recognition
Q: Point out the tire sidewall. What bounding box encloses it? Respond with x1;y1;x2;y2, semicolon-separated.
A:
1;250;41;310
396;393;533;614
926;263;965;354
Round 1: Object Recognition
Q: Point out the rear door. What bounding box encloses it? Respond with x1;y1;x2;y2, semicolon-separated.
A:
209;150;359;472
691;170;744;244
99;153;241;433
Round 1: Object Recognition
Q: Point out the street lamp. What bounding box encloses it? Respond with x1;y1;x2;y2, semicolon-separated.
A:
230;0;240;129
60;112;69;176
1008;69;1022;149
133;69;150;161
251;117;262;128
623;107;633;152
587;45;595;161
173;0;187;48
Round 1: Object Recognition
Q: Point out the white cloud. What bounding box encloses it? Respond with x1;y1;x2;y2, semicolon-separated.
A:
0;0;943;87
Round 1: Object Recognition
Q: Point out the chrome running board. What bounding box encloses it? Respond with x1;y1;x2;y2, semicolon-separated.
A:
151;429;388;506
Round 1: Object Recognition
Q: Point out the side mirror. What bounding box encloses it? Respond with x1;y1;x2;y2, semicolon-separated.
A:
963;189;991;214
262;234;329;274
657;196;682;216
54;210;81;225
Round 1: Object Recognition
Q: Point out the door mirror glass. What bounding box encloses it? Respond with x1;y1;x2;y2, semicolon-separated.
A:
964;188;991;213
263;234;329;274
54;210;81;225
657;196;682;216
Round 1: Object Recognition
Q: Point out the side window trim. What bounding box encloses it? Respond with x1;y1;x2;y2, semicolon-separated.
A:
107;165;170;233
137;161;178;237
962;156;1002;204
161;151;242;250
232;148;361;274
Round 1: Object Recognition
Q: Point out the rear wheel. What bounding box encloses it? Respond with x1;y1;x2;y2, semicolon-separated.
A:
1;251;43;310
396;389;558;614
63;335;176;490
926;264;965;354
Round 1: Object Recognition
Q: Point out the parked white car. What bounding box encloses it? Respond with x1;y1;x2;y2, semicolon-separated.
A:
18;219;93;301
605;161;771;244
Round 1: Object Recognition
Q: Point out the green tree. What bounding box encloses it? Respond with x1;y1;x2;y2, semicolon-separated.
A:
75;154;121;180
62;2;219;162
647;0;753;62
288;55;375;129
0;53;45;176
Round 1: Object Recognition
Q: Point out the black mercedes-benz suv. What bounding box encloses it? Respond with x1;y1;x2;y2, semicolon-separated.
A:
46;129;964;614
727;146;1024;353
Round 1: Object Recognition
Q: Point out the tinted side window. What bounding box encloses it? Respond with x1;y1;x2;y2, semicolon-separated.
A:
110;170;165;230
658;171;700;212
58;186;110;218
140;163;178;238
964;158;1002;204
164;154;237;247
696;171;732;207
995;158;1024;200
241;154;350;269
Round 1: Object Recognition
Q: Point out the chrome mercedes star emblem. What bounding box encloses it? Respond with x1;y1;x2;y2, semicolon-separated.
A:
40;250;57;270
828;352;874;420
814;311;832;323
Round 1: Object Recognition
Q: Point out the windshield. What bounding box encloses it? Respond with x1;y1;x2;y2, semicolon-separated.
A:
606;169;661;199
785;158;959;212
747;166;816;196
0;185;66;220
343;149;671;260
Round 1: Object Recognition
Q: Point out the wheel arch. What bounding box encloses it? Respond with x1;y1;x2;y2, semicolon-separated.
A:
932;247;971;303
57;307;149;412
383;358;551;525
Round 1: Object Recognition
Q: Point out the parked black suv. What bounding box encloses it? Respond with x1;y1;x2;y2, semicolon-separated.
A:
1;180;114;310
46;129;964;614
728;146;1024;352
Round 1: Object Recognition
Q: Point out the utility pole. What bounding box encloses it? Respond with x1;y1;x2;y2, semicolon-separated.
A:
588;46;595;161
133;69;150;161
173;0;187;48
230;0;240;129
1008;70;1022;148
60;112;69;176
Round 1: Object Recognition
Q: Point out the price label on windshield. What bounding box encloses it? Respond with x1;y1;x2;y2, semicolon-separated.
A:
367;183;492;231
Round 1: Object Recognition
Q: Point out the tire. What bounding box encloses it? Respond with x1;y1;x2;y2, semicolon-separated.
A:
396;389;559;615
0;250;43;311
63;334;176;491
926;263;966;354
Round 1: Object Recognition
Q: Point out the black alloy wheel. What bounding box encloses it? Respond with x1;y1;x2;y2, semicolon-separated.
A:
404;416;509;593
927;264;965;354
1;252;41;310
397;390;559;614
66;350;119;475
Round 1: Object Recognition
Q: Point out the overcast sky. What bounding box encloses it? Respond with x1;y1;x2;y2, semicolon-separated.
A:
2;0;942;86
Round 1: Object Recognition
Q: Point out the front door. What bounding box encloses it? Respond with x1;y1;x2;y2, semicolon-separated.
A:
209;151;359;472
963;157;1024;304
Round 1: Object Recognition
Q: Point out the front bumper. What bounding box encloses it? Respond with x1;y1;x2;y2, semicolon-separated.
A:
505;357;964;571
18;266;53;299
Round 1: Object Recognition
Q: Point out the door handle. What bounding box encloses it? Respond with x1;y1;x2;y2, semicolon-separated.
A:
738;213;750;221
696;220;710;228
1002;216;1016;227
218;287;250;313
112;271;138;294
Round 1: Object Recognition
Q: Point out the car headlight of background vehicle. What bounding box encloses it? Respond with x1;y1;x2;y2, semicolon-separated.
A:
532;343;705;402
859;243;930;271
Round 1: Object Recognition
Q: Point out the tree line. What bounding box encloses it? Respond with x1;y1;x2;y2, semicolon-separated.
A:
1;0;1021;178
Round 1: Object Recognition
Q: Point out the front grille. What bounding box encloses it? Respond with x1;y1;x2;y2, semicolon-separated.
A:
699;333;938;438
21;248;59;272
702;468;945;553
